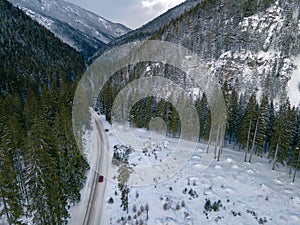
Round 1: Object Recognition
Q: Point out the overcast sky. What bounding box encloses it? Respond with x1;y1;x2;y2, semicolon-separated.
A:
64;0;186;29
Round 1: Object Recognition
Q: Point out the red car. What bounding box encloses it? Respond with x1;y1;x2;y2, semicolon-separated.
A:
98;175;104;183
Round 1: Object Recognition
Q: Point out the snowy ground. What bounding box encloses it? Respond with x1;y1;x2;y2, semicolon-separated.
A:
287;55;300;107
67;113;300;225
99;119;300;225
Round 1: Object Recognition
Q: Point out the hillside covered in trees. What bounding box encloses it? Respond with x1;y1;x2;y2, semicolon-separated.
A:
97;0;300;179
0;0;88;224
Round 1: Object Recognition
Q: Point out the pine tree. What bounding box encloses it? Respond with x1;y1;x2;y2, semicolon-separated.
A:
239;93;257;162
205;108;212;153
40;86;59;126
256;95;269;157
155;98;164;118
118;161;132;213
292;146;300;182
23;89;39;131
248;94;269;162
226;88;241;145
170;106;180;137
269;99;294;170
53;104;88;204
0;113;24;224
288;108;300;181
195;93;209;141
264;100;275;153
145;97;154;129
23;116;59;224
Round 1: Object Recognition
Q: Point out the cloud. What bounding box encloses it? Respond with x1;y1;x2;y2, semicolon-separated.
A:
65;0;186;29
141;0;183;10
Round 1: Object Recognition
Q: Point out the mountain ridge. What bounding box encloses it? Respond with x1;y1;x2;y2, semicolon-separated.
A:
90;0;202;61
8;0;131;60
97;0;300;107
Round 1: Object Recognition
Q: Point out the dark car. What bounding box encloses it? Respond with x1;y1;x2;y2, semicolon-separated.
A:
98;175;104;183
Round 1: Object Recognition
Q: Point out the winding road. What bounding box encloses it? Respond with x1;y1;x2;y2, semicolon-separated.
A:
69;111;111;225
83;112;110;225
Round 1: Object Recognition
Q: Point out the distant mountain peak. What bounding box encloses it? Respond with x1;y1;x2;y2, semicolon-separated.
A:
8;0;131;60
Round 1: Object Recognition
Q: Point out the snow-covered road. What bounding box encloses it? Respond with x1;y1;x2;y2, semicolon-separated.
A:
69;111;112;225
83;112;109;225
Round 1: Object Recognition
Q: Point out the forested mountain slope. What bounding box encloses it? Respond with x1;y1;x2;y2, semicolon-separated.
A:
97;0;300;176
0;0;88;224
8;0;131;60
146;0;299;103
97;0;300;104
91;0;201;61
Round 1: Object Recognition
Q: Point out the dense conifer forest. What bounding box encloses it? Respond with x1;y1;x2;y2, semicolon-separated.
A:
0;1;88;224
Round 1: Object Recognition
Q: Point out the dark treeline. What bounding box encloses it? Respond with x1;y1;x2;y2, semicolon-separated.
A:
0;1;88;224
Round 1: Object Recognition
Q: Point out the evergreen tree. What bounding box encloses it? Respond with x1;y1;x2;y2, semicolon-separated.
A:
226;88;241;144
239;93;257;162
292;145;300;182
145;97;154;129
288;108;300;181
53;104;88;204
269;99;294;170
205;108;212;154
0;114;24;224
24;116;61;224
170;106;180;137
195;93;209;140
248;94;269;162
264;100;275;153
255;95;269;157
118;161;132;213
23;90;39;131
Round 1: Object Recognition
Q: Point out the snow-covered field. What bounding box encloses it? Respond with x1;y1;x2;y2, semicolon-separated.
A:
70;114;300;225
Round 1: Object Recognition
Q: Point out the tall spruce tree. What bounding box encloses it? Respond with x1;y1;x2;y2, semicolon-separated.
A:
239;93;257;162
226;88;241;145
118;161;132;213
195;93;209;141
269;99;294;170
0;114;24;224
248;94;269;162
24;116;59;224
264;100;275;153
287;108;300;181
